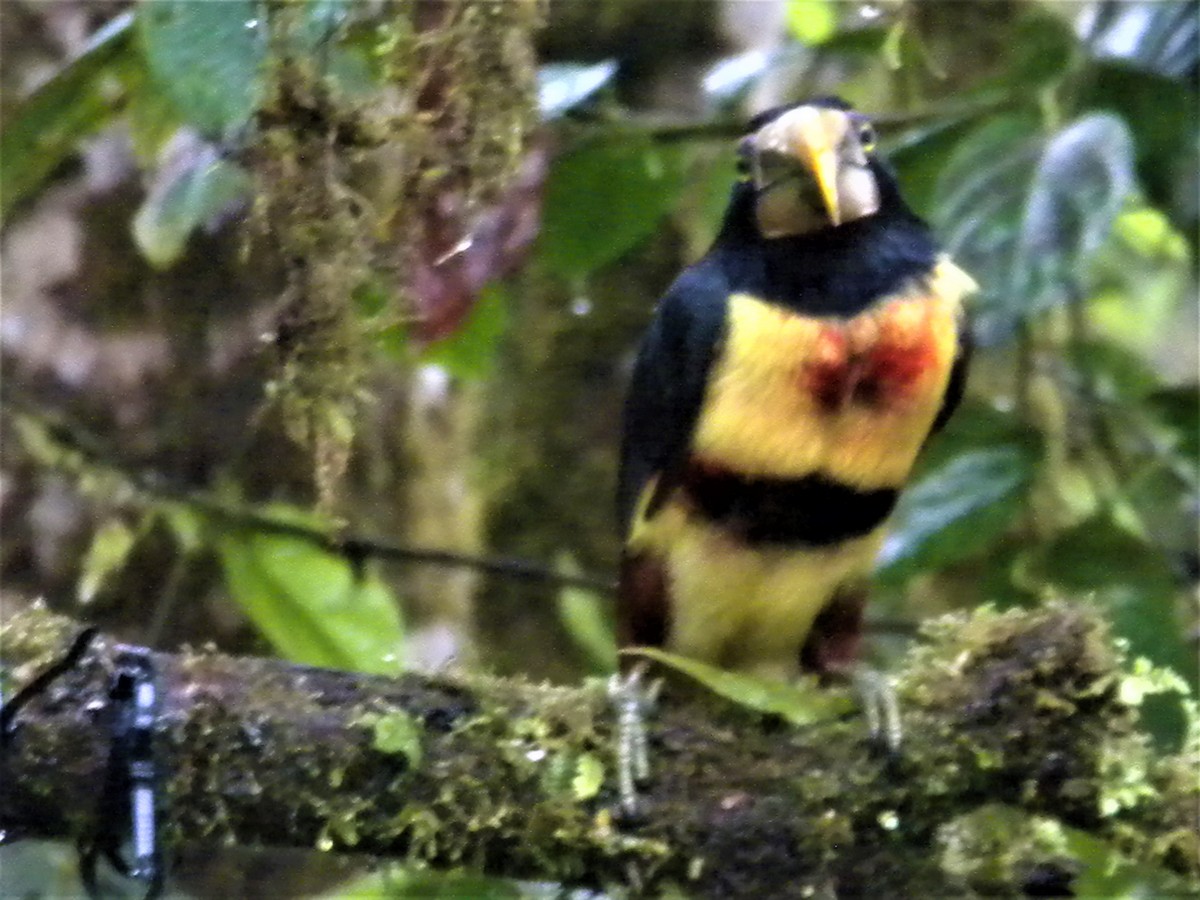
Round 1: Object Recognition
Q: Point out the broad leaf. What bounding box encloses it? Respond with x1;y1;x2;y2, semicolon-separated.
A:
538;138;689;279
626;647;852;726
1076;61;1197;222
138;0;266;138
217;510;405;675
935;113;1136;343
1081;0;1199;79
132;149;251;268
0;12;138;221
877;447;1035;581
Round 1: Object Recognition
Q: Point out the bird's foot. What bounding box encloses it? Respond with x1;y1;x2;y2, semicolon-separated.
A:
851;666;902;752
607;662;660;818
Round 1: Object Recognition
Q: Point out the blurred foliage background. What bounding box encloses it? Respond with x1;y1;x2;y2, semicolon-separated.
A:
0;0;1196;897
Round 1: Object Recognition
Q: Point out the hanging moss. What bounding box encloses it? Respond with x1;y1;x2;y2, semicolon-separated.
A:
247;0;543;507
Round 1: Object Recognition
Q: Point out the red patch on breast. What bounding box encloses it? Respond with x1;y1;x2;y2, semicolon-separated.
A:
806;316;938;412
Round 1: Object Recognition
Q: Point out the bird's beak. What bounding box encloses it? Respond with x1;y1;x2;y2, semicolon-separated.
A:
753;106;846;227
789;115;842;227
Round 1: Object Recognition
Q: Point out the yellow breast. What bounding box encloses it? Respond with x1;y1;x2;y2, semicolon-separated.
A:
692;257;974;489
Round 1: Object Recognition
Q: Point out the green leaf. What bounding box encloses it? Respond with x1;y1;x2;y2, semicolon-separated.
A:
626;647;852;726
419;282;508;380
935;113;1136;343
556;556;617;675
138;0;266;138
878;447;1034;581
538;138;689;279
78;519;137;605
216;509;405;674
133;153;251;269
0;12;138;222
785;0;837;46
1077;61;1198;225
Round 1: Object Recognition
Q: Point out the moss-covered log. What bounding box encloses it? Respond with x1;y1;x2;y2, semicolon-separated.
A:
1;603;1195;897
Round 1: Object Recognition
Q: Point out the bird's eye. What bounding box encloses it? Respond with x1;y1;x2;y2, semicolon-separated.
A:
858;122;877;152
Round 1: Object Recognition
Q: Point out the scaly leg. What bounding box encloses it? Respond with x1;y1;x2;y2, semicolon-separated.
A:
607;661;659;817
802;586;902;751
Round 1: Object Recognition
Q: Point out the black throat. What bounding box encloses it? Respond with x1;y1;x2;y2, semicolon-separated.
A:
712;162;938;318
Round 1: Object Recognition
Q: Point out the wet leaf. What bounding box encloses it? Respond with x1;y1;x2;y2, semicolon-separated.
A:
702;50;775;104
1081;0;1199;79
216;508;405;674
538;60;618;119
132;151;251;269
138;0;266;137
539;139;688;279
626;647;852;726
0;12;138;221
935;113;1136;343
878;447;1035;580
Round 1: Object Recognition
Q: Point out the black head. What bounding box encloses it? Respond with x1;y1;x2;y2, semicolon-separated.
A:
734;97;891;238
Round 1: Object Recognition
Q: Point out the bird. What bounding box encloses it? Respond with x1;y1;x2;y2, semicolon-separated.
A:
612;97;975;810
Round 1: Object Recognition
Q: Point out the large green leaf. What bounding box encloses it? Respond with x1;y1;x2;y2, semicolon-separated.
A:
138;0;267;138
626;647;852;726
538;138;689;279
217;510;405;675
934;113;1136;343
132;151;252;269
1077;61;1198;225
877;447;1035;582
0;12;138;221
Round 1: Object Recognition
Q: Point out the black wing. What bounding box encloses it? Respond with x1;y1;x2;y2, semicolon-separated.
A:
617;265;729;537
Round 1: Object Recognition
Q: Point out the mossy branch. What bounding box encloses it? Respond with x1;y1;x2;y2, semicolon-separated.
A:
1;603;1195;897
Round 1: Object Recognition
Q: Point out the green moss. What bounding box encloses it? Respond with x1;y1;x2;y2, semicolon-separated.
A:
245;1;542;506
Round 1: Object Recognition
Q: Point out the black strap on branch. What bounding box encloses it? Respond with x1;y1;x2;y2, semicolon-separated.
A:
79;648;165;900
0;626;98;743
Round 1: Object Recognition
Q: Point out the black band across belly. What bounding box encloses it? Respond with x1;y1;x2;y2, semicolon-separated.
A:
680;461;898;546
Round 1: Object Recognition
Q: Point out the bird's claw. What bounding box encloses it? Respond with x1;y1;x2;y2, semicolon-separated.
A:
852;667;902;752
608;663;659;817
